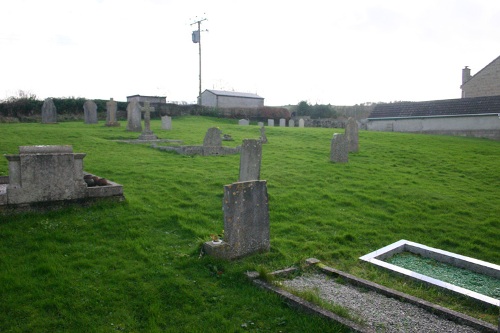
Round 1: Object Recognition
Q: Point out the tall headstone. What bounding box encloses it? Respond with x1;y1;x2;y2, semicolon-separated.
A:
279;118;286;127
268;119;274;127
203;127;222;147
299;118;305;128
345;117;359;153
289;119;295;127
105;98;120;127
238;119;249;126
41;98;57;124
161;116;172;130
126;101;142;132
83;100;98;124
138;102;158;140
239;139;262;182
259;125;268;144
330;133;348;163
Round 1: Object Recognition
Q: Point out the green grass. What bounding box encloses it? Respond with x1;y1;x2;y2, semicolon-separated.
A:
0;117;499;331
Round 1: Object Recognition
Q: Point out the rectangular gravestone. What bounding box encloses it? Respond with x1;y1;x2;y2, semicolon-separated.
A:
330;133;348;163
83;100;98;124
239;139;262;182
289;119;295;127
161;116;172;130
126;101;142;132
41;98;57;124
299;118;305;128
268;119;274;127
203;127;222;147
105;98;120;127
279;118;286;127
258;122;264;127
345;117;359;153
238;119;249;126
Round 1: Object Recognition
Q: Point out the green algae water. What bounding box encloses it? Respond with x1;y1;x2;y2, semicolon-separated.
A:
386;253;500;299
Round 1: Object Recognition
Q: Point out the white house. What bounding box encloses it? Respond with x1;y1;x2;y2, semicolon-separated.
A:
200;90;264;108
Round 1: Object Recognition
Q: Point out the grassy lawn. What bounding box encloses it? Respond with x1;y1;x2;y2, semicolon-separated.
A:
0;117;498;332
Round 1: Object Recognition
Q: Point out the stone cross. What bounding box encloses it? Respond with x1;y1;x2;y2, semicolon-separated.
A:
141;102;154;133
106;98;120;126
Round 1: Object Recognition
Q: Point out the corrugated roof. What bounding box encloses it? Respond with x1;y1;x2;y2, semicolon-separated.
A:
204;89;263;99
368;95;500;119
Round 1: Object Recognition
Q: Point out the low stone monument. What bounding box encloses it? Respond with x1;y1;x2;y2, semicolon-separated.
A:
259;125;268;144
268;119;274;127
83;100;98;124
138;102;158;140
126;101;142;132
41;98;57;124
161;116;172;130
299;118;305;128
203;127;223;147
258;122;264;127
105;98;120;127
330;133;348;163
345;117;359;153
289;119;295;127
279;118;286;127
239;139;262;182
0;145;124;210
238;119;249;126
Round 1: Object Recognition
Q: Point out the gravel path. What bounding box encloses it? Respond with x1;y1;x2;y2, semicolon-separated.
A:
282;273;483;333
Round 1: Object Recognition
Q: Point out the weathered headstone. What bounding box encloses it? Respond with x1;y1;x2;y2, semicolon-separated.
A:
239;139;262;181
41;98;57;124
126;101;142;132
161;116;172;130
345;117;359;153
268;119;274;127
279;118;286;127
330;133;348;163
238;119;249;126
289;119;295;127
258;122;264;127
203;180;270;260
138;102;158;140
105;98;120;127
299;118;305;128
259;125;268;144
203;127;222;147
83;100;98;124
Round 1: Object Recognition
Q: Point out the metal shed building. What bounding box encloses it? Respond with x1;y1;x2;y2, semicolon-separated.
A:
200;89;264;108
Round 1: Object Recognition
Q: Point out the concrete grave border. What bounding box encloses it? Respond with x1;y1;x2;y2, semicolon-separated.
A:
360;239;500;307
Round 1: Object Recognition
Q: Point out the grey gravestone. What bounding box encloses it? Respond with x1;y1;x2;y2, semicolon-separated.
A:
203;180;270;260
289;119;295;127
126;101;142;132
258;122;264;127
268;119;274;127
330;133;348;163
239;139;262;181
260;126;268;144
83;100;98;124
279;118;286;127
138;102;158;140
299;118;305;128
105;98;120;127
41;98;57;123
203;127;222;147
345;117;359;153
161;116;172;130
238;119;249;126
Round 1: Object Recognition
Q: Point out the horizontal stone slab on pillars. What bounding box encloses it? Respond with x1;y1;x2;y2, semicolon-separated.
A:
203;180;270;260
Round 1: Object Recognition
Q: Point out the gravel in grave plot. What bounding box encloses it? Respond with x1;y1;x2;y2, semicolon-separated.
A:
282;273;483;333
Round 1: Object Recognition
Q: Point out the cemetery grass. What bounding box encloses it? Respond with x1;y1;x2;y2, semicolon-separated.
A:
0;118;499;331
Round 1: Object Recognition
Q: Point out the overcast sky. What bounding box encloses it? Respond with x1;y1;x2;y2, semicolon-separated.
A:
1;0;499;106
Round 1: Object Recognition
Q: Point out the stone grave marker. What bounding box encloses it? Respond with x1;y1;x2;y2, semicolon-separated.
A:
289;119;295;127
203;127;223;147
330;133;348;163
279;118;286;127
268;119;274;127
239;139;262;182
83;100;98;124
259;125;268;144
126;101;142;132
258;122;264;127
345;117;359;153
238;119;249;126
138;102;158;140
299;118;305;128
41;98;57;124
105;98;120;127
161;116;172;130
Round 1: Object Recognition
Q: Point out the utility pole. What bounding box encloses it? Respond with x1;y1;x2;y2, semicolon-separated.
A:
191;17;207;105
